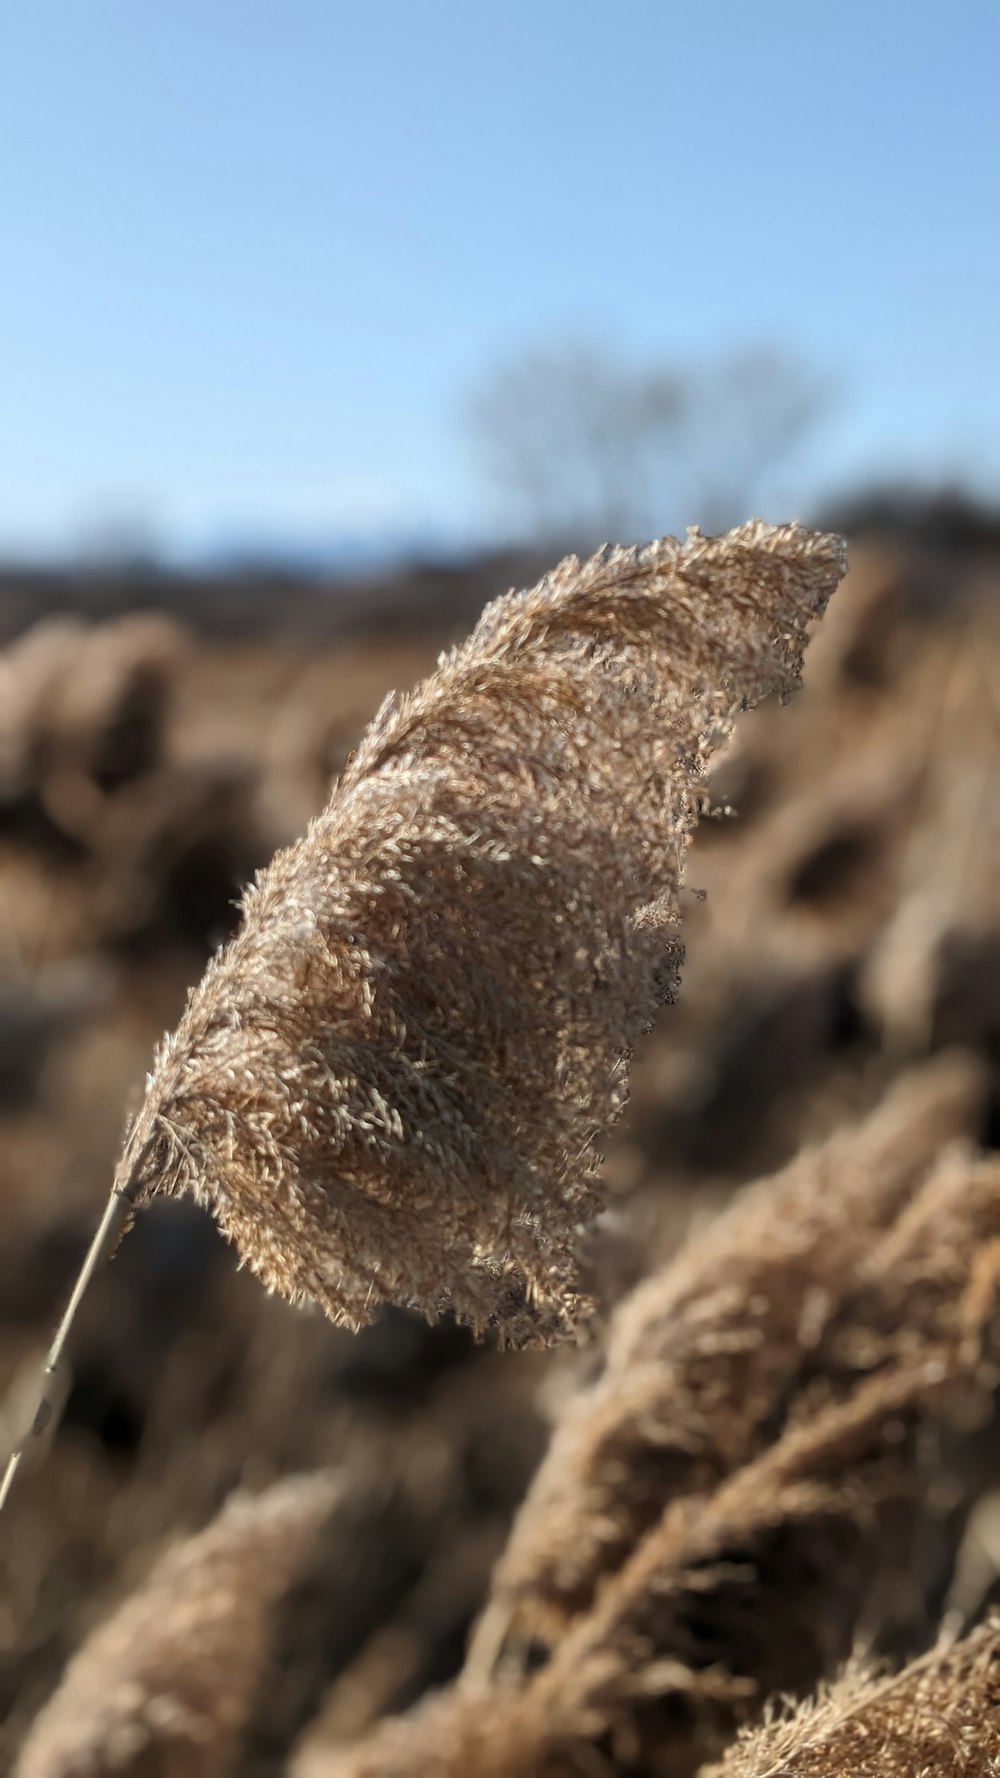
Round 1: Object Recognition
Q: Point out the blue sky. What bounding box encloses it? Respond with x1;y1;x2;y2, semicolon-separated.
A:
2;1;998;558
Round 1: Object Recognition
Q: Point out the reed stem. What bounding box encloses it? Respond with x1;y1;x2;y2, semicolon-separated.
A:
0;1181;138;1514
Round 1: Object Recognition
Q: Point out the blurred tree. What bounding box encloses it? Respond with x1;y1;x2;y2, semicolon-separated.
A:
467;341;828;546
688;348;829;535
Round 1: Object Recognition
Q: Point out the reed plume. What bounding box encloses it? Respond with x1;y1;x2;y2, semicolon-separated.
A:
106;521;846;1345
522;1352;997;1777
317;1147;1000;1778
469;1052;985;1672
0;612;186;822
16;1473;342;1778
708;1619;1000;1777
329;1360;999;1778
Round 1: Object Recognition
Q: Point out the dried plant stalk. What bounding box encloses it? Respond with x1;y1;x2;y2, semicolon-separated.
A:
707;1619;1000;1777
109;522;846;1345
16;1473;342;1778
471;1053;985;1671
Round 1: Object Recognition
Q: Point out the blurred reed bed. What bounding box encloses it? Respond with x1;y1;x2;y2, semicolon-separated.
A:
16;1473;344;1778
22;1130;1000;1778
631;543;999;1187
291;1144;1000;1778
1;524;998;1775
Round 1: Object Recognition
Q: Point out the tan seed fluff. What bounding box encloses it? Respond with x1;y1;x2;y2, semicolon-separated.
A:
116;522;847;1343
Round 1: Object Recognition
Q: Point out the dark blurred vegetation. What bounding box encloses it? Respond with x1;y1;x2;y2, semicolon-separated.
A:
0;548;551;646
2;485;997;649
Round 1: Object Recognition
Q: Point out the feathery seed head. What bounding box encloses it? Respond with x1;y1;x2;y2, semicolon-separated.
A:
709;1619;1000;1777
116;522;846;1344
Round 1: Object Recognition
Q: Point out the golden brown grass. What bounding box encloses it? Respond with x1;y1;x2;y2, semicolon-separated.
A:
111;522;846;1345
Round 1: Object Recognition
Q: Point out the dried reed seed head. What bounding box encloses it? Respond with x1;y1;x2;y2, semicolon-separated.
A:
608;1049;987;1376
16;1472;343;1778
480;1155;1000;1777
335;1145;1000;1778
533;1363;996;1776
707;1618;1000;1778
470;1053;986;1667
792;1147;1000;1418
332;1355;999;1778
115;522;846;1345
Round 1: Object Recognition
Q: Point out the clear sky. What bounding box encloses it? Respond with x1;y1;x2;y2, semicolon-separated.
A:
2;1;998;559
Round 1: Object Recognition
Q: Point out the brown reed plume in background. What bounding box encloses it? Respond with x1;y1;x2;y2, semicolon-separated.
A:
107;521;846;1345
327;1376;975;1778
310;1140;1000;1778
707;1619;1000;1777
16;1473;342;1778
0;613;188;840
468;1052;985;1674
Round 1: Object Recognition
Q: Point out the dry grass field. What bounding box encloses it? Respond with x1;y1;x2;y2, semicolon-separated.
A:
1;530;998;1775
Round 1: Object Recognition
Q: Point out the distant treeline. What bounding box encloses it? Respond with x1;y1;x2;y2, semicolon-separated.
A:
0;548;553;646
1;490;997;643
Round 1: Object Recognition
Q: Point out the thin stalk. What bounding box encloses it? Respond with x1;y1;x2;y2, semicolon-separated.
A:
0;1180;139;1514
